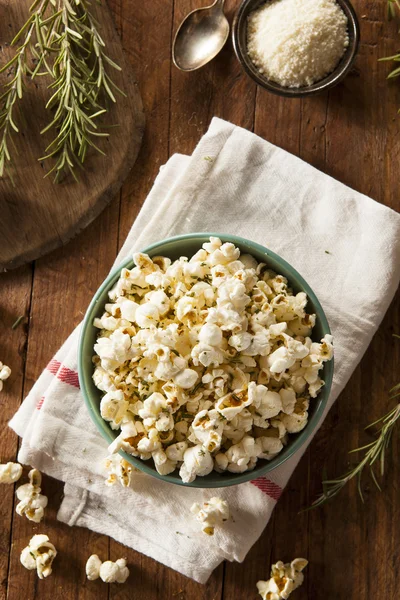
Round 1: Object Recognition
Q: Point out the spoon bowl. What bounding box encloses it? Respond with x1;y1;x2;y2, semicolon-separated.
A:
173;0;230;71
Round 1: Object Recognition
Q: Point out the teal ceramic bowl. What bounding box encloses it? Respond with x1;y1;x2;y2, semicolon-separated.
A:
78;233;334;488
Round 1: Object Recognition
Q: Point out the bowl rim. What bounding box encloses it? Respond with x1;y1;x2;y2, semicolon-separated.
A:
232;0;360;98
78;232;334;488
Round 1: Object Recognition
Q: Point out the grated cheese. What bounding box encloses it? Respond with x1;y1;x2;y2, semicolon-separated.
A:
247;0;349;88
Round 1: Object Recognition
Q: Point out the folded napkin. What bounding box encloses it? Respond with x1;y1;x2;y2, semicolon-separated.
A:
10;118;400;583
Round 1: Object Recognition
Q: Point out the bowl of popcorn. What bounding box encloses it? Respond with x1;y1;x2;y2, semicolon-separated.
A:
78;234;334;487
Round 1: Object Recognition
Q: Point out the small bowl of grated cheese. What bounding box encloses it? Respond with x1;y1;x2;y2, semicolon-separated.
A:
233;0;360;97
78;233;334;488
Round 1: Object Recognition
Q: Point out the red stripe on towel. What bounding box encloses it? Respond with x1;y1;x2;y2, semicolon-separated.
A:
250;477;282;501
58;365;80;389
36;396;45;410
46;360;80;389
46;359;61;375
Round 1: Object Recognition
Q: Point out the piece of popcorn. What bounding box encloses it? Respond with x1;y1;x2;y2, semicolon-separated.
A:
166;441;188;462
216;389;252;421
264;337;309;374
222;408;253;443
135;302;160;328
108;420;145;456
279;388;296;415
248;383;282;423
214;452;229;471
203;236;222;254
280;411;308;434
118;298;139;322
191;497;230;535
229;332;252;352
257;558;308;599
225;435;261;473
198;323;223;346
86;554;102;580
100;558;130;583
191;343;224;368
191;409;223;452
137;427;162;453
93;366;117;393
104;454;133;487
94;329;132;370
173;368;198;389
179;445;213;483
100;390;129;430
145;290;170;316
258;436;284;460
0;361;11;392
0;462;23;484
16;469;48;523
20;534;57;579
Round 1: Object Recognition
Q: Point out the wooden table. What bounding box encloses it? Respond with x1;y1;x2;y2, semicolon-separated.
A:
1;1;399;598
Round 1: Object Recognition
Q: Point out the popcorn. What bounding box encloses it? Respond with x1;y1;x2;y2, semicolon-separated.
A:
104;454;133;487
258;436;284;460
179;445;213;483
191;342;224;368
198;322;223;346
0;462;22;484
93;238;333;482
257;558;308;599
86;555;130;583
135;302;160;328
108;420;146;456
191;409;223;452
86;554;102;580
0;361;11;392
94;329;132;370
166;441;188;462
216;389;252;421
20;534;57;579
191;497;230;535
16;468;48;523
100;558;130;583
100;390;129;429
173;368;198;389
224;436;261;473
248;383;282;422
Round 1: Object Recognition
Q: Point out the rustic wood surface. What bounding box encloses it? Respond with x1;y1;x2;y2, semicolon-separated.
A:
1;0;399;598
0;0;145;271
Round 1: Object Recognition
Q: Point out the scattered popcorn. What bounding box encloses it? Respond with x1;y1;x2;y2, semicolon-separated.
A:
20;534;57;579
104;454;134;487
85;554;130;583
0;462;22;484
191;497;230;535
16;468;48;523
86;554;102;580
92;237;333;482
0;361;11;392
257;558;308;600
100;558;130;583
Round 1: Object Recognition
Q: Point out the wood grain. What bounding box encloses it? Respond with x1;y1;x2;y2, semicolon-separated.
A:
0;0;145;272
0;0;400;598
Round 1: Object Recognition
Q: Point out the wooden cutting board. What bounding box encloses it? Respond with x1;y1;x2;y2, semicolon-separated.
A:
0;0;145;271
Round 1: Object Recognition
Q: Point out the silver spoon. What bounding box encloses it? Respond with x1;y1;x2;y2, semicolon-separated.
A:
172;0;229;72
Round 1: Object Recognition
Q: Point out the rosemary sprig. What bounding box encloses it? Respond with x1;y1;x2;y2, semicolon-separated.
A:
310;384;400;509
39;0;124;181
381;1;400;81
0;0;124;182
0;9;39;178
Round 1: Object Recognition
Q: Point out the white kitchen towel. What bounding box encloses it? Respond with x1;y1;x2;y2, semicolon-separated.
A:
9;118;400;584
